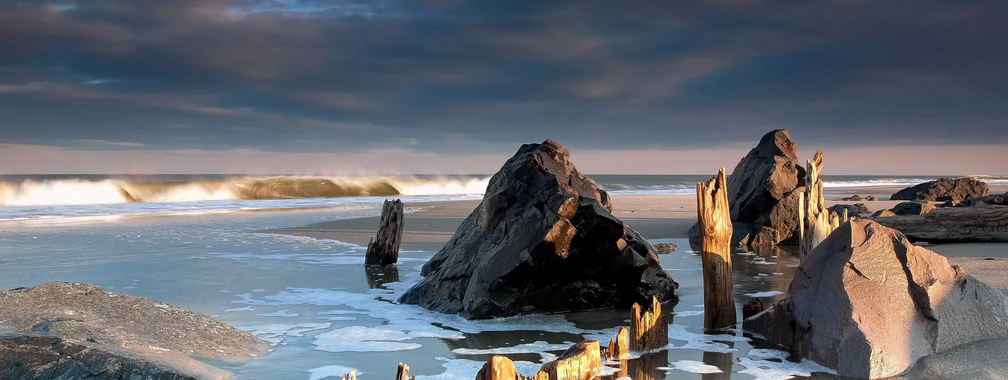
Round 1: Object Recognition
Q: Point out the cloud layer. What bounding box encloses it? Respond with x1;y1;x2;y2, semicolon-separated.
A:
1;0;1006;161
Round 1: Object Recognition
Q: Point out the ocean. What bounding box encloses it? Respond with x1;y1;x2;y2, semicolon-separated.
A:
0;174;1003;379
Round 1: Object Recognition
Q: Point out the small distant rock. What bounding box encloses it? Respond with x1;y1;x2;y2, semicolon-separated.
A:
892;201;935;216
652;243;678;254
872;209;896;218
890;177;989;201
828;203;870;218
957;193;1007;207
841;195;863;201
864;195;878;201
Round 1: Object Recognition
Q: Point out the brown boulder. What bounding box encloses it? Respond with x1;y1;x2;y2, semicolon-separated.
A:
743;220;1008;378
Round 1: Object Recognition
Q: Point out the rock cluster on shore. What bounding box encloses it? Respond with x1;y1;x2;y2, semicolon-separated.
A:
0;282;267;380
744;220;1008;379
890;177;989;202
690;129;805;246
399;139;677;319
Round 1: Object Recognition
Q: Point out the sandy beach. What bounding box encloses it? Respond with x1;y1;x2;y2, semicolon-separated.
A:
270;190;1008;292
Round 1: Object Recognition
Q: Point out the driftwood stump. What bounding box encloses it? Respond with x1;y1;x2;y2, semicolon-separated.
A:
696;168;736;331
395;362;414;380
365;199;404;266
800;151;830;259
630;296;668;352
607;327;629;359
539;340;602;380
476;356;519;380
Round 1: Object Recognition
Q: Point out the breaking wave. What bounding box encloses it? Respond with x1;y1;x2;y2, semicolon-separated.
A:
0;176;490;206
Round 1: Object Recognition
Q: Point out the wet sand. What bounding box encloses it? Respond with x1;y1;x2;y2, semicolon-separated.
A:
268;192;1008;291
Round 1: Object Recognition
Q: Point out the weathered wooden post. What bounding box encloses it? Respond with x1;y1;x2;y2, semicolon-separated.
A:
476;356;518;380
365;199;404;265
800;151;829;259
696;167;736;331
607;327;629;359
341;370;356;380
630;296;668;352
396;362;413;380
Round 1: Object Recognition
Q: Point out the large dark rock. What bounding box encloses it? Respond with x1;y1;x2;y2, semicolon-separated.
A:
890;178;989;201
743;220;1008;379
690;130;805;246
0;282;267;379
398;140;677;319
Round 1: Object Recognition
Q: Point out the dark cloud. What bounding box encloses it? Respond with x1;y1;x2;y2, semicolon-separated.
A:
0;0;1006;156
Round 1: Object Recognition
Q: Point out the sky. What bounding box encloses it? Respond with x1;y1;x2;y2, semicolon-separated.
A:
1;0;1006;175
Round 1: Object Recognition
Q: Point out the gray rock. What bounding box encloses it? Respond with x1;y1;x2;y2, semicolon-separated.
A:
743;220;1008;379
864;195;878;201
872;209;896;218
892;201;935;215
690;130;804;246
399;140;677;319
842;195;863;201
828;203;870;218
653;243;678;254
0;282;267;380
957;193;1007;207
890;178;989;201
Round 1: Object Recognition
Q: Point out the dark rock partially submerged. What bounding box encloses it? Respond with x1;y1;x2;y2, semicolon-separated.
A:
891;200;935;215
743;220;1008;378
399;140;677;319
690;129;805;246
890;177;989;201
0;282;267;380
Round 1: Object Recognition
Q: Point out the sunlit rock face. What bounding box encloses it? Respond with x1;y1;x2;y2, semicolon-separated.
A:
399;139;677;319
744;219;1008;379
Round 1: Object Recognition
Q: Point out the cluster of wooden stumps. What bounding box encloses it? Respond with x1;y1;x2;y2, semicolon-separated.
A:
346;297;668;380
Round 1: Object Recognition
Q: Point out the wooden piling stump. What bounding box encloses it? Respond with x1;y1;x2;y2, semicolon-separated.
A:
801;151;830;259
365;199;404;265
630;296;668;352
696;168;736;331
539;340;602;380
607;326;629;359
476;356;518;380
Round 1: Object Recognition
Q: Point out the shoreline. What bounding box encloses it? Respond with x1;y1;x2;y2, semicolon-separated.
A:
267;192;1008;291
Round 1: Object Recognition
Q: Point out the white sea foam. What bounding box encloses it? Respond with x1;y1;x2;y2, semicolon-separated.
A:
659;360;724;374
666;324;749;353
451;341;574;355
239;323;332;345
256;309;300;318
737;356;835;380
308;366;358;380
746;291;784;298
672;310;705;317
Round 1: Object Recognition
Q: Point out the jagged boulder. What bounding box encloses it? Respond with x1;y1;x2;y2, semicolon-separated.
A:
743;220;1008;379
399;140;677;319
958;193;1007;207
890;178;988;201
690;130;805;246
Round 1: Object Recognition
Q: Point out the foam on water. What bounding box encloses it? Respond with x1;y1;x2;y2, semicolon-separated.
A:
239;323;332;345
659;360;724;374
746;291;784;298
451;341;574;355
308;366;357;380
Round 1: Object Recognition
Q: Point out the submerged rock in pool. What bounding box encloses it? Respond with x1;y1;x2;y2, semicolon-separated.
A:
399;139;678;319
0;282;267;380
744;219;1008;379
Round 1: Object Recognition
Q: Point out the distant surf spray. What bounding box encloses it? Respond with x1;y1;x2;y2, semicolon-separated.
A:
0;176;491;206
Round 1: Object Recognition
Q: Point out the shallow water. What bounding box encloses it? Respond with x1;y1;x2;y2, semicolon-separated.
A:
0;205;840;380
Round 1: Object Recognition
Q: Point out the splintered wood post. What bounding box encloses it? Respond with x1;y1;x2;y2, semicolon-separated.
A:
607;326;629;359
396;362;410;380
630;296;668;352
341;370;356;380
797;191;805;247
365;199;404;265
476;356;518;380
801;151;829;259
696;168;736;331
